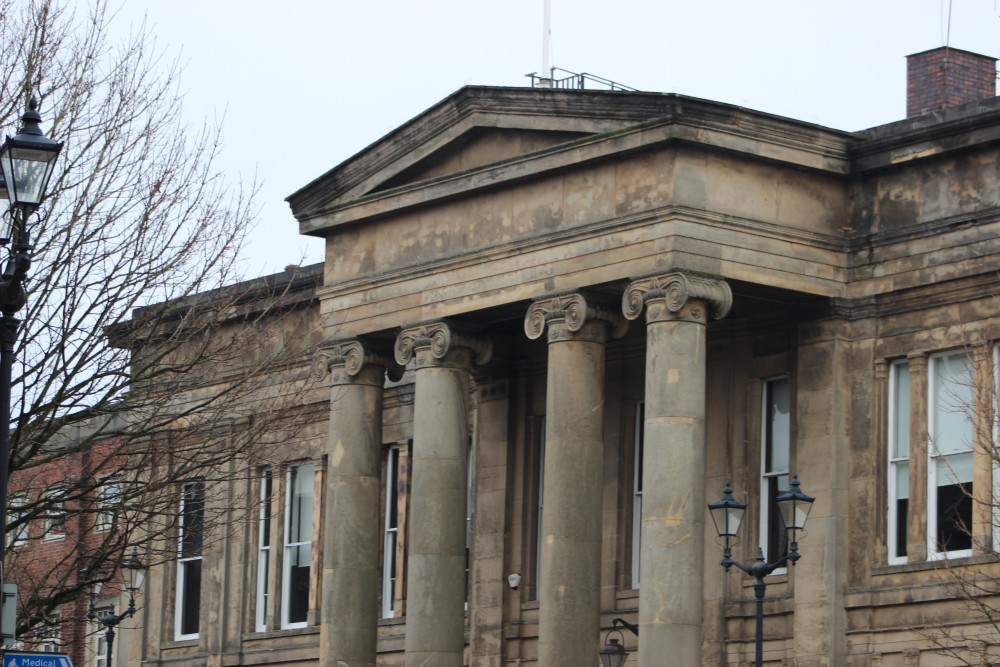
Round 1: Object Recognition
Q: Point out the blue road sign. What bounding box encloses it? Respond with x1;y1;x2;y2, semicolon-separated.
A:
2;651;72;667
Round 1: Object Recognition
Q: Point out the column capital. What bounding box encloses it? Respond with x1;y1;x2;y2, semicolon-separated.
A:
906;351;929;373
524;291;628;342
395;320;493;369
622;271;732;323
312;339;399;386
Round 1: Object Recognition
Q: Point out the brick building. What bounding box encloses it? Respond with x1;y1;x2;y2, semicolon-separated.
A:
5;416;134;666
124;46;1000;666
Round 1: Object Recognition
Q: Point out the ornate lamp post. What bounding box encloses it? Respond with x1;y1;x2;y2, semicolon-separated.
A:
89;549;147;667
708;476;814;667
0;94;63;642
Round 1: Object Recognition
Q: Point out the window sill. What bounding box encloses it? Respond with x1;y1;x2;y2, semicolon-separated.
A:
616;587;639;601
163;636;199;648
377;616;407;627
872;552;998;576
41;534;65;542
243;625;319;640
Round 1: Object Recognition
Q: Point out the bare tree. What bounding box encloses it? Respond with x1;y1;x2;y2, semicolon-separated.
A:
0;0;320;642
918;340;1000;665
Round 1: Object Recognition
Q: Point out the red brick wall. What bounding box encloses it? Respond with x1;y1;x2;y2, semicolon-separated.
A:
907;47;997;117
6;441;124;666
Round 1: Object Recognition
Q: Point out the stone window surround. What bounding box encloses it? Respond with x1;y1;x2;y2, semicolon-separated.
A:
881;342;1000;565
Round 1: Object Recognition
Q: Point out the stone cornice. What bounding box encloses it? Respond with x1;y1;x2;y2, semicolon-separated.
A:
394;321;493;367
524;291;628;341
851;96;1000;173
622;272;732;321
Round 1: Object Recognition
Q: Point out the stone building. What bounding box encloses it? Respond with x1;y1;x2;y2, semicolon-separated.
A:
136;46;1000;666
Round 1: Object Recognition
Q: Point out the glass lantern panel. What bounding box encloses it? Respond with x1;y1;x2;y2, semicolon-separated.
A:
9;147;56;205
778;495;812;531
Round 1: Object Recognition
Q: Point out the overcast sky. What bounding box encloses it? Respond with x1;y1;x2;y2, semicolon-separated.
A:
111;0;1000;276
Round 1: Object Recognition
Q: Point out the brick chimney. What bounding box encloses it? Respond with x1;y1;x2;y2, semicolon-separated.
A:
907;47;997;118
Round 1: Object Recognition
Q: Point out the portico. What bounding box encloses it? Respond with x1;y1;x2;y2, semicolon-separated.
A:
288;86;854;666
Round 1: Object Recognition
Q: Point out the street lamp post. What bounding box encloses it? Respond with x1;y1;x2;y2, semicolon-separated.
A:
708;475;814;667
0;94;63;643
88;549;146;667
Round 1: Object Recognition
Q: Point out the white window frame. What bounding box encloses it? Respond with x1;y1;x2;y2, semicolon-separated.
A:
175;482;204;641
281;463;313;630
8;495;28;548
465;437;472;610
381;448;399;619
534;419;545;598
255;468;272;632
93;611;110;666
38;613;60;652
760;376;791;571
95;480;121;532
927;350;975;560
887;360;911;565
42;487;66;541
632;401;644;589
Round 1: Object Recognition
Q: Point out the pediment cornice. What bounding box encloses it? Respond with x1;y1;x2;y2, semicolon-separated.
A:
289;86;860;236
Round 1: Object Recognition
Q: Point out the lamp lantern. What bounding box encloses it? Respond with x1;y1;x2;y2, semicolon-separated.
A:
121;547;146;593
0;96;63;214
599;630;628;667
708;480;746;541
776;474;814;535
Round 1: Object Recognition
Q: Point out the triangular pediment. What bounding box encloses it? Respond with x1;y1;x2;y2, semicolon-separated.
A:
289;86;860;235
371;127;592;193
287;86;671;221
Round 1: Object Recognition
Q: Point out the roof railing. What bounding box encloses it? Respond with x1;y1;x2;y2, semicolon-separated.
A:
526;67;638;92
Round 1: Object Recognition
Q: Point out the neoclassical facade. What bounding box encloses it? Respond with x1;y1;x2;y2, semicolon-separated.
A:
138;53;1000;667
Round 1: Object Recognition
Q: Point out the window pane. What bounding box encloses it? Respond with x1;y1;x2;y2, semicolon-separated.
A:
182;482;205;557
891;362;910;459
287;544;310;624
933;353;974;454
766;379;790;473
766;474;790;560
895;461;909;499
288;466;314;544
180;559;202;636
261;470;272;547
895;497;909;558
936;451;974;487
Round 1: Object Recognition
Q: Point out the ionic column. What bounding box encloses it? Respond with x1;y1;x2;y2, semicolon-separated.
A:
396;321;492;667
525;292;627;667
622;272;731;667
314;340;394;667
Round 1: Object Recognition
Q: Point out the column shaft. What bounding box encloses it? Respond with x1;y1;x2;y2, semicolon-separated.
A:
538;321;607;666
622;272;731;667
404;356;471;667
525;292;624;667
639;302;707;666
396;322;491;667
319;343;386;667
